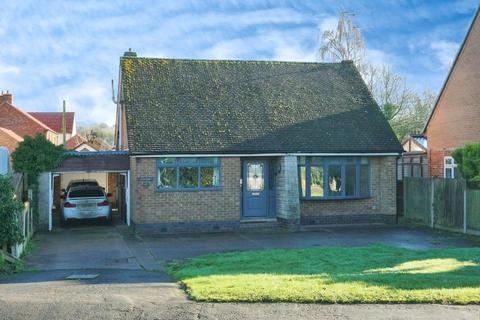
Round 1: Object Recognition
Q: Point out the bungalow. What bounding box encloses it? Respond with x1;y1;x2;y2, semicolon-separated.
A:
114;52;402;233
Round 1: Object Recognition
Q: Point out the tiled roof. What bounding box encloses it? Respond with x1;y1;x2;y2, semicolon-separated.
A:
65;134;112;151
0;101;55;136
65;134;87;149
28;112;75;134
121;57;402;155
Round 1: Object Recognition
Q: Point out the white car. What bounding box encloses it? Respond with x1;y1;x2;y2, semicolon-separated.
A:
61;185;112;226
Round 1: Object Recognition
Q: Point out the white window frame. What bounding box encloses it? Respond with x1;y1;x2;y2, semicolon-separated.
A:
444;156;457;179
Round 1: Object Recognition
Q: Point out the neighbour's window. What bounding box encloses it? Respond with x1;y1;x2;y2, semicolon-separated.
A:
298;157;370;199
444;156;457;179
157;157;220;191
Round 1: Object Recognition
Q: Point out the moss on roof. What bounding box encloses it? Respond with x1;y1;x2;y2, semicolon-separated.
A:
120;57;402;155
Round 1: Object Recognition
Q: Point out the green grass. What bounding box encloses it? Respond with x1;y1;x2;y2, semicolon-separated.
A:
167;245;480;304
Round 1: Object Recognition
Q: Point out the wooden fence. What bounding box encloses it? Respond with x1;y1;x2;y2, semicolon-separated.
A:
404;177;480;234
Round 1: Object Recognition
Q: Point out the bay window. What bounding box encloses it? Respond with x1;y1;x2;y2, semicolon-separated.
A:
298;157;370;199
157;157;220;191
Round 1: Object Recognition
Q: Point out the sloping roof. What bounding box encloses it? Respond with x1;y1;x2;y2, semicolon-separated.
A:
423;7;480;133
0;127;24;142
0;101;55;134
120;57;402;155
401;134;427;152
65;134;87;149
65;133;112;151
28;112;75;134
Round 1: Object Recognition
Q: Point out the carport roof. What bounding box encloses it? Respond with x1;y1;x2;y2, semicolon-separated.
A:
53;151;130;172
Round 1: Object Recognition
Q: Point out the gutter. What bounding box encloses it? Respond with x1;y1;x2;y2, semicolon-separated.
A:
131;152;401;158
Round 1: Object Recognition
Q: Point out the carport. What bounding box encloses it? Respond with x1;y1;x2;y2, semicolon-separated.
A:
45;151;131;230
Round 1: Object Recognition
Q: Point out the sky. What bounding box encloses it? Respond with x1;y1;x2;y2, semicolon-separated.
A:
0;0;478;126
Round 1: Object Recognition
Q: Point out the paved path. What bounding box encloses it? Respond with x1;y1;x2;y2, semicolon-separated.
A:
1;223;479;319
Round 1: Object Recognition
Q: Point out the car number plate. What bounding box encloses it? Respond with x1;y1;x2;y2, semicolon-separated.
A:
79;204;96;209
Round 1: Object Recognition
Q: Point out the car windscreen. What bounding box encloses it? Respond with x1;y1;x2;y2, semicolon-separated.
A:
70;182;98;188
68;189;104;198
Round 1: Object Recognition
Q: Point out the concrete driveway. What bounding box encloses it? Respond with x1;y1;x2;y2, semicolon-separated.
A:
1;224;479;320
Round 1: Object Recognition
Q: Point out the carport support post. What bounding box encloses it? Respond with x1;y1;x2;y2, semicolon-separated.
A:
126;170;131;226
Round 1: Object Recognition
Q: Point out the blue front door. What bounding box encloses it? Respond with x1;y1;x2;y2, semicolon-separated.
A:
242;159;269;218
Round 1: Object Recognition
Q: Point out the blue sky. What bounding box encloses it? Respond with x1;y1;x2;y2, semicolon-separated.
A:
0;0;478;126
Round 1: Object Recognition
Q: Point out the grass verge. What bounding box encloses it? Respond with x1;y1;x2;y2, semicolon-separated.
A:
167;245;480;304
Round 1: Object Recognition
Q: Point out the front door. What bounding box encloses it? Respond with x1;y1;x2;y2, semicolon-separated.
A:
242;159;269;218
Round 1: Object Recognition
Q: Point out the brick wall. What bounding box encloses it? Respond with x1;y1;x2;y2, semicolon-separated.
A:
0;130;21;154
130;157;241;226
428;149;451;177
0;101;51;140
300;156;397;225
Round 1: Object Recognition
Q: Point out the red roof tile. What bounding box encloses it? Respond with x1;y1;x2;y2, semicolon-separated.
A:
65;134;86;149
28;112;75;133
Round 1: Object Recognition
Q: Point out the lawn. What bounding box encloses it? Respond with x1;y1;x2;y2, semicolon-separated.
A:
167;245;480;304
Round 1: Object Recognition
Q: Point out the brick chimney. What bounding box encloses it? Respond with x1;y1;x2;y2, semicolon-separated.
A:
0;91;12;104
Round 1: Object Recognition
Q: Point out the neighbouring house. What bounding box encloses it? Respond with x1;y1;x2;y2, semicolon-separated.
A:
65;133;112;151
423;8;480;178
0;127;24;155
114;52;402;234
28;111;76;144
397;134;428;179
0;92;58;144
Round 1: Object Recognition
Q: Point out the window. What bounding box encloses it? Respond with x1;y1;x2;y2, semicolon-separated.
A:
444;156;457;179
157;157;220;191
298;157;370;199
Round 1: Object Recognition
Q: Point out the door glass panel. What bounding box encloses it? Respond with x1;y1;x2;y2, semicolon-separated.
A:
310;166;324;197
328;165;342;196
247;163;264;191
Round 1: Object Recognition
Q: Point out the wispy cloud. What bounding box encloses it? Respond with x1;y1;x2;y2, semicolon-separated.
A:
430;40;460;71
0;0;477;124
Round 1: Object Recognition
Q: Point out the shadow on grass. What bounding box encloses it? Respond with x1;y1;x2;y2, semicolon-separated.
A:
167;244;480;291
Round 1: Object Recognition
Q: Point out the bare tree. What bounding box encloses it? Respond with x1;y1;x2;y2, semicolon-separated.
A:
318;11;366;73
370;65;412;121
318;11;421;138
391;90;436;138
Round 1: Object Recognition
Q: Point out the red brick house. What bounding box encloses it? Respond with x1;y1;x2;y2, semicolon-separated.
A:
114;52;402;234
28;111;76;144
0;127;23;155
0;92;58;144
424;8;480;178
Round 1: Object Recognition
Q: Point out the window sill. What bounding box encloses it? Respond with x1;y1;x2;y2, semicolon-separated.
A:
155;187;222;193
300;196;372;201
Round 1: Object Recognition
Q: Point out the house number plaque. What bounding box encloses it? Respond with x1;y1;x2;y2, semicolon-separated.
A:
137;176;153;187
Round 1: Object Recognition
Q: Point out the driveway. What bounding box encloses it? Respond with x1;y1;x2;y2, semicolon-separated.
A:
1;224;479;320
